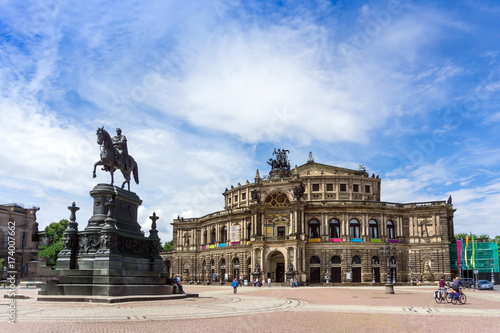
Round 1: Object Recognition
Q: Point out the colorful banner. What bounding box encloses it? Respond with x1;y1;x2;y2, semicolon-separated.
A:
457;240;462;270
465;236;469;270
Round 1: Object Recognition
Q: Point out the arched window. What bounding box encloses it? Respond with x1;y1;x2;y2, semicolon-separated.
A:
352;255;361;264
371;256;380;264
220;226;227;243
329;219;340;238
210;228;216;244
349;219;360;238
220;258;226;268
264;191;290;207
247;223;252;239
387;220;395;239
203;230;207;244
369;219;379;238
234;258;240;266
310;256;321;264
331;256;341;264
308;219;320;238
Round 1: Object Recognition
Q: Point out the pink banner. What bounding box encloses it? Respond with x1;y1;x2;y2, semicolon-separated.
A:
457;240;462;269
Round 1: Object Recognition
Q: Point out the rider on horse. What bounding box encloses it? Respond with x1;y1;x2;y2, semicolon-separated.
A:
112;128;130;171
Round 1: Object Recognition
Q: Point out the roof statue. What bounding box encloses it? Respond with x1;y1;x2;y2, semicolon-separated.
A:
307;151;314;163
93;127;139;191
268;148;291;179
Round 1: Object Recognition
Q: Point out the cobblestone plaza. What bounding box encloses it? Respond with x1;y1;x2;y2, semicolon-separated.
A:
2;284;499;332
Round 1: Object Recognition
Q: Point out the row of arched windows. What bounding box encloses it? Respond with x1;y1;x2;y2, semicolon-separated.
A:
199;218;396;245
309;255;396;265
201;224;255;245
308;219;395;239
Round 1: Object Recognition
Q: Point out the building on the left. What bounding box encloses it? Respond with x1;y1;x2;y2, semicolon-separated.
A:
0;204;39;279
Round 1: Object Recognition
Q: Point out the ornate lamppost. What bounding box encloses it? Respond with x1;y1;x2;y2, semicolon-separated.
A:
190;263;194;284
197;264;200;284
206;263;210;284
371;258;376;284
391;257;397;285
380;242;396;294
491;262;496;284
409;260;414;285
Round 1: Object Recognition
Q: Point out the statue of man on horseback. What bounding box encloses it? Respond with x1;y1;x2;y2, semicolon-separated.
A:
112;128;130;171
93;127;139;191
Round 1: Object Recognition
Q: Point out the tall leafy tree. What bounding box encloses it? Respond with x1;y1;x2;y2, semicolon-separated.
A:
163;240;173;251
38;219;68;267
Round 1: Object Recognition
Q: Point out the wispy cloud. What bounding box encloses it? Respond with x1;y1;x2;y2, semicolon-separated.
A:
1;0;500;239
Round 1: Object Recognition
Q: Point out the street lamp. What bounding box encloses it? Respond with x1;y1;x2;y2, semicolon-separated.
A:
190;264;194;284
206;263;210;284
409;260;414;285
491;262;495;285
371;258;376;284
391;257;396;285
380;242;396;294
197;264;200;284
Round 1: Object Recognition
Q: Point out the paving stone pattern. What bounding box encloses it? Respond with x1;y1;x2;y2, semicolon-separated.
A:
1;285;499;332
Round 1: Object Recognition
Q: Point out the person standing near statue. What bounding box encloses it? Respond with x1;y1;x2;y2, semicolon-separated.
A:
231;278;239;294
112;128;129;171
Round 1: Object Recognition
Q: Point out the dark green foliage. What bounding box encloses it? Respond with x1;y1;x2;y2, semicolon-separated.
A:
38;219;68;267
163;240;173;251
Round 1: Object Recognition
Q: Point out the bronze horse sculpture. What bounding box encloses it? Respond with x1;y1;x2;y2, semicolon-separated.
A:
93;127;139;190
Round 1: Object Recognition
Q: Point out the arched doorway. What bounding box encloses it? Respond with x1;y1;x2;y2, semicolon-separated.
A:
220;259;227;281
352;256;362;282
331;256;342;283
267;251;285;282
210;259;215;282
310;256;321;283
233;258;240;280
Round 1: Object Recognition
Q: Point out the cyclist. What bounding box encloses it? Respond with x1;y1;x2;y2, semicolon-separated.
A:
451;277;463;294
438;276;447;300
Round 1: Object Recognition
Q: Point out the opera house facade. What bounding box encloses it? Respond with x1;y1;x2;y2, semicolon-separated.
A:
169;151;455;285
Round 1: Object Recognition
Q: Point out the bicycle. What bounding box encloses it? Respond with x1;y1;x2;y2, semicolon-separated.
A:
449;288;467;305
434;289;447;303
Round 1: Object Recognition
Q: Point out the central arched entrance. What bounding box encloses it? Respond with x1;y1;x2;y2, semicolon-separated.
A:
310;256;321;283
267;251;285;283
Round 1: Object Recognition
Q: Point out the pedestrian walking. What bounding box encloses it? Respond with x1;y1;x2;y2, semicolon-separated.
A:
268;277;271;287
231;278;239;294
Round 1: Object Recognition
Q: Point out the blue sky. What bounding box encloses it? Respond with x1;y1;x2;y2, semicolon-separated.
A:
1;0;500;242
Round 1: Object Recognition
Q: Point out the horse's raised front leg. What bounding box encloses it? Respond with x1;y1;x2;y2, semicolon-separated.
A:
93;161;103;178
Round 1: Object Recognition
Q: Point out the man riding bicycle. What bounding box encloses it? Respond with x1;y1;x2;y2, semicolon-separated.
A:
438;276;447;299
452;277;464;293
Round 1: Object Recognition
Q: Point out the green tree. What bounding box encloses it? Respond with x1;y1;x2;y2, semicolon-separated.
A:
163;240;173;251
478;234;491;240
38;219;68;267
455;233;478;240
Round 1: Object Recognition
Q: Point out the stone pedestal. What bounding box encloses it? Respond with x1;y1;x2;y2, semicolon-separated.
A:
39;184;172;300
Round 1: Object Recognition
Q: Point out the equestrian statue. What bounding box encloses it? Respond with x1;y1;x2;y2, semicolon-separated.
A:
93;127;139;190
